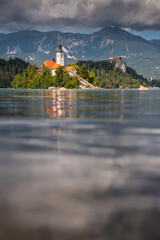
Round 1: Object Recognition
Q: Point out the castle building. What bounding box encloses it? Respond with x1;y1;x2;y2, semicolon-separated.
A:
108;56;127;73
56;40;64;66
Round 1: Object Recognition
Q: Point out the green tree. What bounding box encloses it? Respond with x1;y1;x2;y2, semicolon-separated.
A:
54;66;65;87
28;74;41;89
62;71;71;87
87;72;99;86
11;74;23;88
39;66;53;88
0;57;29;88
79;65;89;79
11;64;54;89
64;76;79;89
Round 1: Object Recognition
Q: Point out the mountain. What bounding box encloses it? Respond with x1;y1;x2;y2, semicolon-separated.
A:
1;27;160;79
150;39;160;49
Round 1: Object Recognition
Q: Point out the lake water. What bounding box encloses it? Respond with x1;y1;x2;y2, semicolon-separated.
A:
0;89;160;240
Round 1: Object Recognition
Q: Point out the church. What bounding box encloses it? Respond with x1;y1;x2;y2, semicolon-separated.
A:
37;40;77;77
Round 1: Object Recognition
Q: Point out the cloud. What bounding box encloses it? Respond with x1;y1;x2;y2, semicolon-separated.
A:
0;0;160;31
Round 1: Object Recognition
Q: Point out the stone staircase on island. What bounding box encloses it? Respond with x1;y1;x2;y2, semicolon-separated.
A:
77;76;97;89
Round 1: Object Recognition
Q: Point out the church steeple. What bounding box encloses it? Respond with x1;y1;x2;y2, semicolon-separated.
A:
56;40;64;66
58;40;63;52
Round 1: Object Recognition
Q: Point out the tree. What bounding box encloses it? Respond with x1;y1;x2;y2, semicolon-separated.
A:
39;66;53;88
62;71;71;87
11;74;23;88
0;57;29;88
11;64;55;89
79;65;89;79
54;66;65;87
64;76;79;89
28;74;41;89
52;66;80;89
87;72;99;86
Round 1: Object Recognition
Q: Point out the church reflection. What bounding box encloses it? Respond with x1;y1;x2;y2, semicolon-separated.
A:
43;89;141;119
44;89;77;118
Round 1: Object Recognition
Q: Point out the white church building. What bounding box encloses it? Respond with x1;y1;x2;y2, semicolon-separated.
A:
37;40;76;77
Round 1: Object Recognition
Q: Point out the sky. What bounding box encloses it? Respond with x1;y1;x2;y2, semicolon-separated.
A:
1;0;160;40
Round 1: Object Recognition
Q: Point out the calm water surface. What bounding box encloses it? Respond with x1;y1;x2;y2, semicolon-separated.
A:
0;89;160;240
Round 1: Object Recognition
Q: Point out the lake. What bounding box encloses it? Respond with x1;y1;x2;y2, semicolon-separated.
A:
0;88;160;240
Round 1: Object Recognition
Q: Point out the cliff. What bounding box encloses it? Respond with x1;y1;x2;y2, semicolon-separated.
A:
109;56;127;73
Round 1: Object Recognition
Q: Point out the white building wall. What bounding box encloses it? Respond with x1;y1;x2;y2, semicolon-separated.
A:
56;52;64;66
51;69;56;76
69;69;77;77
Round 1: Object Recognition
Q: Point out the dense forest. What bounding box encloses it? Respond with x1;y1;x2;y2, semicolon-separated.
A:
0;58;29;88
77;60;150;88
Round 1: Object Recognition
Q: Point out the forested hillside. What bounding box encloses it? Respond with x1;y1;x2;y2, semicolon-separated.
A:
0;58;29;88
77;60;149;88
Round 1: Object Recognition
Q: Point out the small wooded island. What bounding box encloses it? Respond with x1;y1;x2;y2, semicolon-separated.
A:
0;41;160;89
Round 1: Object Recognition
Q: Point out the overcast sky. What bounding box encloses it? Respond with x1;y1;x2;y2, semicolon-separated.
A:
1;0;160;39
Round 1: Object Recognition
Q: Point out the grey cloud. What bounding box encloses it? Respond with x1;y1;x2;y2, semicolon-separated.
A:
0;0;160;31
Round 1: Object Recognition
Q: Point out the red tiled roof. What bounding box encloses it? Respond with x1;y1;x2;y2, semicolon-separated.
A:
37;68;41;72
51;63;61;69
65;66;75;72
41;60;57;68
109;56;121;60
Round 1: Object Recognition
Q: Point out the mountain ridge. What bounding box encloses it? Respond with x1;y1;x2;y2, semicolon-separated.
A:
0;27;160;78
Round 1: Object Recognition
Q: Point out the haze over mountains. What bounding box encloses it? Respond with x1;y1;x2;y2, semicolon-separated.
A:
0;27;160;79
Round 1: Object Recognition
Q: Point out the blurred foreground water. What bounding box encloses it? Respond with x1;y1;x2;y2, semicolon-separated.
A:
0;89;160;240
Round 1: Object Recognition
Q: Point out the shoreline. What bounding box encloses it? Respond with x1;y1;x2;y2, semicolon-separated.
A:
0;87;159;91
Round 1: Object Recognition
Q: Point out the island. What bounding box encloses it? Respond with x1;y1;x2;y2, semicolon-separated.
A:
0;41;160;89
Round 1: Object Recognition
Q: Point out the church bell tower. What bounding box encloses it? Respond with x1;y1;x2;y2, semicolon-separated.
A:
56;40;64;66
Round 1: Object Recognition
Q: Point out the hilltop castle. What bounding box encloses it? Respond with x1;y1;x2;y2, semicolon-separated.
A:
109;56;127;73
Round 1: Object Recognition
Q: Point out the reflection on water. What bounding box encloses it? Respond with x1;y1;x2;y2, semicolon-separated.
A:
0;89;160;240
45;90;77;118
